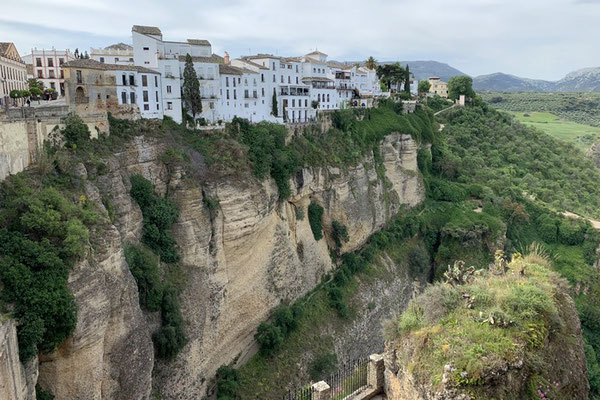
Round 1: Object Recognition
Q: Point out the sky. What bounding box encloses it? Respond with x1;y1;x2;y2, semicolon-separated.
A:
1;0;599;81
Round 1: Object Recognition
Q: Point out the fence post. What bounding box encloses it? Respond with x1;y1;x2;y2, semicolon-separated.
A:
312;381;331;400
367;353;385;391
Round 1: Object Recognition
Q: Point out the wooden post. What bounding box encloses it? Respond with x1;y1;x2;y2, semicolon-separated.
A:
312;381;331;400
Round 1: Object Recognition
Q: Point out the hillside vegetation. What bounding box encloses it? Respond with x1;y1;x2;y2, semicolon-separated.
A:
481;92;600;127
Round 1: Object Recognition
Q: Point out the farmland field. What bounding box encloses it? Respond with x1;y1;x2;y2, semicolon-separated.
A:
507;111;600;150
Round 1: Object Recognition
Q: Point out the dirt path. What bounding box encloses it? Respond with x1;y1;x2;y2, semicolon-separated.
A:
561;211;600;229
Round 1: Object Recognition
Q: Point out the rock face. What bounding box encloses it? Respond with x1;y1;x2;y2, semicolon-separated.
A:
0;320;34;400
383;288;589;400
35;132;424;399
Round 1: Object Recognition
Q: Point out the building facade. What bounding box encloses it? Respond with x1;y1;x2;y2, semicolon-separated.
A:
22;48;74;96
428;76;448;98
63;59;163;119
90;43;134;65
0;42;28;107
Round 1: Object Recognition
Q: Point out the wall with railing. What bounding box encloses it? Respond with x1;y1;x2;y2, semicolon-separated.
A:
285;354;384;400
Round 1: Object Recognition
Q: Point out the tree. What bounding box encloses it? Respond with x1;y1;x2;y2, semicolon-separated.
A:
404;64;411;94
365;56;377;70
74;48;79;59
376;63;405;92
61;113;90;147
282;101;287;123
418;80;431;96
83;51;89;59
28;78;44;91
271;88;278;117
182;53;202;123
447;75;475;101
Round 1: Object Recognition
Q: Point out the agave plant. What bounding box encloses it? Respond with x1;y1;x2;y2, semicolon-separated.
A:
443;260;477;286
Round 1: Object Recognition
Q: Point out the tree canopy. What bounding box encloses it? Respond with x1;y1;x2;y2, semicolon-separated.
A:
447;75;475;101
418;80;431;95
365;56;377;70
376;63;405;92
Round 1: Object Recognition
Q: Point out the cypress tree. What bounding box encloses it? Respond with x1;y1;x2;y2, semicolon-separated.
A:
182;53;202;121
272;88;278;117
404;64;411;94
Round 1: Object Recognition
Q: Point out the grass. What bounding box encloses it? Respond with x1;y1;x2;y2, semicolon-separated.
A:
507;111;600;151
388;254;566;392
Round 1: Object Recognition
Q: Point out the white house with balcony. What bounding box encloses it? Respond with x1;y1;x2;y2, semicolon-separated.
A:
22;48;74;96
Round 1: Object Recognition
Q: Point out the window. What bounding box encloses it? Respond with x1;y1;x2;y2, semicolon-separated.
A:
261;88;265;96
115;57;119;62
130;92;135;104
253;90;257;98
296;77;299;84
261;74;264;82
292;99;295;107
313;68;316;73
167;102;173;110
272;62;276;70
143;47;149;50
129;58;133;62
100;57;105;63
142;75;148;87
129;75;135;85
144;61;149;65
49;70;55;78
233;78;236;87
233;90;237;100
76;70;82;83
156;103;160;110
288;76;291;83
244;89;249;98
327;94;330;102
318;94;321;102
244;78;248;85
225;77;229;87
296;65;299;72
36;58;42;67
50;82;56;89
122;75;127;85
37;69;43;78
280;75;284;83
121;92;127;104
47;58;53;67
167;85;172;93
155;91;159;102
60;58;65;65
143;90;148;102
272;75;275;82
154;76;158;86
226;89;229;100
305;99;308;107
144;104;149;110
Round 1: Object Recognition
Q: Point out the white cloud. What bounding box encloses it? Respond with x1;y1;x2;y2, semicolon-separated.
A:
1;0;599;80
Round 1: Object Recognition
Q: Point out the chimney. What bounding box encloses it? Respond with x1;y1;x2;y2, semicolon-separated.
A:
224;51;230;65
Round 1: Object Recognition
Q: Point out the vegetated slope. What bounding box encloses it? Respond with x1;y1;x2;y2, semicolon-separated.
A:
437;103;600;219
473;67;600;93
385;252;588;399
480;92;600;127
506;111;600;151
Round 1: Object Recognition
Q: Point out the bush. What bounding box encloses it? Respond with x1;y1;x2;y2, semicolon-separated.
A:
331;220;349;249
130;175;180;263
124;245;163;312
153;287;187;359
309;353;338;380
216;365;241;399
308;202;324;241
427;178;468;202
61;113;90;148
255;322;284;357
36;385;54;400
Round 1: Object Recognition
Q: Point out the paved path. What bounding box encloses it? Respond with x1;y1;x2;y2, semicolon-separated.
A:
561;211;600;229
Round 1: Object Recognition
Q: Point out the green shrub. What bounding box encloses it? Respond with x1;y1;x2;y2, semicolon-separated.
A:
557;219;587;245
216;365;241;399
427;178;468;202
255;322;284;357
153;287;187;359
130;174;180;263
124;245;163;312
308;202;324;241
309;353;338;380
61;113;90;148
501;284;557;321
36;384;54;400
331;220;349;249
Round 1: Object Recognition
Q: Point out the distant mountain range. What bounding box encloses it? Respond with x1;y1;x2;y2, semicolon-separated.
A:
356;60;600;92
473;68;600;92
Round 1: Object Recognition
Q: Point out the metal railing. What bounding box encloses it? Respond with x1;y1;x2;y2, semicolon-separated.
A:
327;358;368;399
284;386;314;400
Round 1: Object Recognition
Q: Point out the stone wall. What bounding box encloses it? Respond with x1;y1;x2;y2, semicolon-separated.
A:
0;108;108;181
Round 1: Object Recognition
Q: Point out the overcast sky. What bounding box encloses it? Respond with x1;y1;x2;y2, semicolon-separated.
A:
1;0;599;80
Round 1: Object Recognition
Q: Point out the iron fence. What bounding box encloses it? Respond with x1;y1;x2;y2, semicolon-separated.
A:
284;385;314;400
327;358;368;399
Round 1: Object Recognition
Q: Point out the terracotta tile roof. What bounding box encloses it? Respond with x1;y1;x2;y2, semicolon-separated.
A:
187;39;211;46
306;50;328;57
105;43;132;51
245;54;281;61
0;42;11;56
237;59;269;70
302;77;334;82
178;54;224;64
132;25;162;36
63;58;159;74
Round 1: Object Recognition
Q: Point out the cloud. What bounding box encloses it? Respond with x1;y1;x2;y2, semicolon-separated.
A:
1;0;599;80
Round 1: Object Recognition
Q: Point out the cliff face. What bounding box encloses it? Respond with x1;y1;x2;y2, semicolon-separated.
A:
33;132;424;399
0;320;36;400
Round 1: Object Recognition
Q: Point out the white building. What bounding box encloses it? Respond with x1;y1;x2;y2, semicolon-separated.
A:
90;43;134;65
132;25;223;123
22;48;74;96
0;42;28;107
63;58;163;119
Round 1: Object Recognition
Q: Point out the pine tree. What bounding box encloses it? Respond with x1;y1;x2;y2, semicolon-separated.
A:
404;64;411;94
182;54;202;121
272;88;278;117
